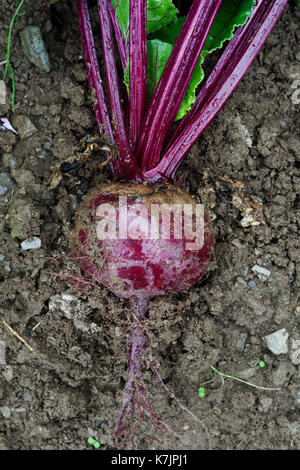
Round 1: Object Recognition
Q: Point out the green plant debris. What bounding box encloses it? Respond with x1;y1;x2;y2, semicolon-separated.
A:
198;387;206;398
200;365;281;392
2;0;26;112
253;356;266;368
87;437;101;449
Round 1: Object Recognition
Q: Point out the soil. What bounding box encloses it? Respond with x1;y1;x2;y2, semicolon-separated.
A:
0;0;299;451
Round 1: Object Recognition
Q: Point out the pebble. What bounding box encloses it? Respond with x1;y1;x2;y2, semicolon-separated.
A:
248;280;256;287
20;26;51;73
272;362;289;386
237;367;256;380
258;397;273;413
23;391;32;402
91;385;99;395
264;328;289;355
251;264;271;279
43;141;51;150
0;406;11;418
0;340;5;365
12;115;38;139
0;172;14;195
290;339;300;365
21;237;41;251
2;152;23;170
236;333;248;350
44;20;53;34
8;197;39;239
2;367;13;382
0;80;6;105
0;254;5;261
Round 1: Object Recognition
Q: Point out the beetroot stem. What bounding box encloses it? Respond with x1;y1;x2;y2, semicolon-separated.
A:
109;1;128;72
76;0;120;177
137;0;222;172
97;0;144;181
129;0;148;147
145;0;289;181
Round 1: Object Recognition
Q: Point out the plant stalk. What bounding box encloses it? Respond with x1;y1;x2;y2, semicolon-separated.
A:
76;0;119;177
98;0;144;181
146;0;289;181
137;0;222;171
129;0;148;147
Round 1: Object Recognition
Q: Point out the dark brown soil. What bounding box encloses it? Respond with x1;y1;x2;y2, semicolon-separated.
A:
0;0;299;450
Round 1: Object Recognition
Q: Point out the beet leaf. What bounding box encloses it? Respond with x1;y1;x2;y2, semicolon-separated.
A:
149;0;256;121
111;0;178;37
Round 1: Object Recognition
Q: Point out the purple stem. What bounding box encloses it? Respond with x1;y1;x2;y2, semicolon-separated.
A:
145;0;289;182
97;0;144;181
114;297;148;436
137;0;222;172
76;0;122;178
129;0;148;147
109;1;128;72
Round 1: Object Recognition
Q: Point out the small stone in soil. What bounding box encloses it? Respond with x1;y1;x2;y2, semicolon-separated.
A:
21;237;41;251
236;333;248;350
251;264;271;278
2;152;24;170
0;172;14;195
12;115;38;139
237;367;256;380
290;339;300;365
0;406;11;418
2;367;13;382
264;329;289;355
258;397;273;413
43;141;51;150
20;26;51;73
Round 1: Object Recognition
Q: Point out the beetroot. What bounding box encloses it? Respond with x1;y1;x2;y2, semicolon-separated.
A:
72;182;214;301
72;181;214;437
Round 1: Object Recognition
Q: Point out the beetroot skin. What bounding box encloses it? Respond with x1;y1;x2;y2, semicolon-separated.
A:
71;181;214;439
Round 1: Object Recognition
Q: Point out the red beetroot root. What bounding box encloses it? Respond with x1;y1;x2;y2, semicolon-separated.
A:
71;181;214;440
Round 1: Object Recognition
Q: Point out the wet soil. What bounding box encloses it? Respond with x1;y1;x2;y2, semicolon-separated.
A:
0;0;299;450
